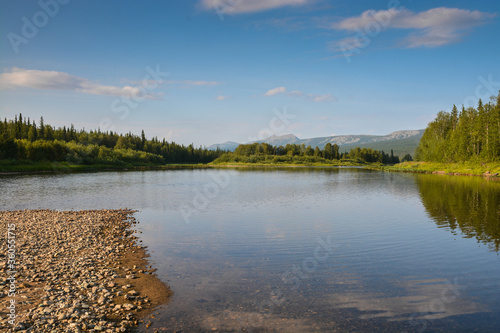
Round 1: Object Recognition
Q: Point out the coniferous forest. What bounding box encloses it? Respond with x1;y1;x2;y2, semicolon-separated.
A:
213;142;406;165
2;91;499;171
0;115;225;166
415;92;500;163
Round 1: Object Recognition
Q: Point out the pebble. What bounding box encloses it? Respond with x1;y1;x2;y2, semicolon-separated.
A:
0;209;157;333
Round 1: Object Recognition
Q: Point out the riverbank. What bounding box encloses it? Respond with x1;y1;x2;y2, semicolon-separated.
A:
209;161;368;168
0;209;172;332
370;161;500;179
3;160;500;181
0;160;209;174
0;160;371;175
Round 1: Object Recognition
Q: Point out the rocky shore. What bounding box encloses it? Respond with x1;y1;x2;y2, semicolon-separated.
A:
0;209;172;332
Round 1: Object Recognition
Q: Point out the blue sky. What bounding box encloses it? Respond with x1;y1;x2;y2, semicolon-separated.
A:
1;0;499;146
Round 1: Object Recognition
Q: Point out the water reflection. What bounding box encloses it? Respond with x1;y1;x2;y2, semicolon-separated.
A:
1;169;500;331
416;174;500;251
329;278;481;320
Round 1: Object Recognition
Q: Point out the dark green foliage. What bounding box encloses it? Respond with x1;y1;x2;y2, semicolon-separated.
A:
0;115;224;165
416;92;500;162
401;154;413;162
214;142;403;164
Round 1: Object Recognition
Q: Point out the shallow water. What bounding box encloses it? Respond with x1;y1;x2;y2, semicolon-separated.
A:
1;168;500;332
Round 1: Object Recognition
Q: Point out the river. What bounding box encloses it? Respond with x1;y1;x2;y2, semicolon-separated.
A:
1;167;499;332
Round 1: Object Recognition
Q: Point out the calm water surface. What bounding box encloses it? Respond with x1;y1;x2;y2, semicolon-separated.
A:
1;168;500;332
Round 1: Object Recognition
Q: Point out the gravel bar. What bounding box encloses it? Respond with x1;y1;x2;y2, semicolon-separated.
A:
0;209;172;332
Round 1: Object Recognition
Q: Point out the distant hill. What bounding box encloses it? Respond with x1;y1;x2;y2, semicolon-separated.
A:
206;141;240;151
208;130;424;157
253;134;300;146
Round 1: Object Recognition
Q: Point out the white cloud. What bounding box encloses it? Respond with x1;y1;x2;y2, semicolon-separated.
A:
265;86;287;96
200;0;311;14
264;86;335;102
0;67;162;99
332;8;401;31
288;90;304;97
331;7;495;48
181;80;219;86
307;93;336;102
216;95;230;100
164;80;220;86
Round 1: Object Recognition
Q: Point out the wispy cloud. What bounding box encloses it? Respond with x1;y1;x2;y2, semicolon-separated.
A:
0;67;162;99
179;80;219;86
216;95;230;100
125;79;219;87
307;93;335;102
331;7;495;48
162;80;219;86
288;90;303;97
265;86;287;96
200;0;311;15
264;86;336;102
250;16;309;32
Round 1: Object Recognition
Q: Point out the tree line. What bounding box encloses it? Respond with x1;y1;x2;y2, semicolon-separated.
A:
214;142;408;164
416;92;500;162
0;115;225;165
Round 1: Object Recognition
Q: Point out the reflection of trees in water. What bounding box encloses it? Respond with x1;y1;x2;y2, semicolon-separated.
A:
417;174;500;251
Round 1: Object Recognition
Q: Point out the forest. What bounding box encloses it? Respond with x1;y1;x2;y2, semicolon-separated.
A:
213;142;409;165
5;91;497;171
416;92;500;163
0;115;225;166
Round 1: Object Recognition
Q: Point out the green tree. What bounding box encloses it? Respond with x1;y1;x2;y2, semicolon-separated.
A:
38;117;45;139
28;126;37;142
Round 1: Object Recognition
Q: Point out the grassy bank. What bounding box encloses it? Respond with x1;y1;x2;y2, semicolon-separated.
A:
370;161;500;177
0;159;385;174
209;160;373;168
0;159;209;174
6;159;499;179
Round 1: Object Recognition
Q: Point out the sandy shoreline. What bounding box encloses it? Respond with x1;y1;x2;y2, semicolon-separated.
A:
0;209;172;332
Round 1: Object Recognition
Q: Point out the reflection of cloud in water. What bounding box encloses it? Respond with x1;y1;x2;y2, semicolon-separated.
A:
329;278;484;321
201;310;314;332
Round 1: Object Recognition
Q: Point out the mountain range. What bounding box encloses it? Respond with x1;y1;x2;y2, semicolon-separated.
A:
208;130;425;157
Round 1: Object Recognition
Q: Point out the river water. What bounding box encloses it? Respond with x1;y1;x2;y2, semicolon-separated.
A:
1;167;499;332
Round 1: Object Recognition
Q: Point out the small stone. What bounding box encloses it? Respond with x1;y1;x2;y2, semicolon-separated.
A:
127;290;139;296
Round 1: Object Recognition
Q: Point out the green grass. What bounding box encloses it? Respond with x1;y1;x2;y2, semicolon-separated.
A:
209;160;377;168
6;159;498;179
0;159;209;173
0;158;370;173
369;161;500;177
